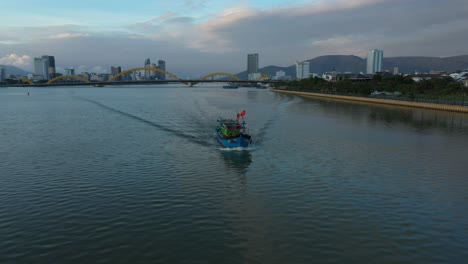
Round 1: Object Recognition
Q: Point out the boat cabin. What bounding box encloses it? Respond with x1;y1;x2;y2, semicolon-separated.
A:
219;119;243;138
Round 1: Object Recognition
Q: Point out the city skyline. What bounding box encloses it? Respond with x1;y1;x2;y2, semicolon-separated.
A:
1;0;467;76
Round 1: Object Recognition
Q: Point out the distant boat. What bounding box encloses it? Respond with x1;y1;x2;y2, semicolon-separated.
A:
216;111;252;148
222;84;239;89
237;83;260;88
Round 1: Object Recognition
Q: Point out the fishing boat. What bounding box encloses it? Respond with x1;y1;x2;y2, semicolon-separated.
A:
216;110;252;148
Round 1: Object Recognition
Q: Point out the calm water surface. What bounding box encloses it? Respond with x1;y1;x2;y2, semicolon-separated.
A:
1;85;467;263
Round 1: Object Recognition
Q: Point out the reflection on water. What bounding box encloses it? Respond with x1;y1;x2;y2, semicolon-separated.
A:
287;94;468;134
220;150;252;175
1;87;467;264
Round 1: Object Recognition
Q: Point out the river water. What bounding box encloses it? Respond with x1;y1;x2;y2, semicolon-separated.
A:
1;85;467;263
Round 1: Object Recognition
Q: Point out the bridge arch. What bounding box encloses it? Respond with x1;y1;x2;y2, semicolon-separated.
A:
256;73;270;81
108;67;182;82
200;72;241;81
47;75;90;84
20;77;33;84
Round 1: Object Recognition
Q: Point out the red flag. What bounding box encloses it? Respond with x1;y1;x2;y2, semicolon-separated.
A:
240;110;246;117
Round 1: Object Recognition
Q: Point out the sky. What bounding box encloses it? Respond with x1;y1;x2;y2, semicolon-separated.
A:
0;0;467;76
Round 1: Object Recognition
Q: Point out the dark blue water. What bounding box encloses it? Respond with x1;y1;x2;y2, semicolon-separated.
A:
1;86;467;263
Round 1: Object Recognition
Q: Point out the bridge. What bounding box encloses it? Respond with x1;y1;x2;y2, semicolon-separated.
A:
7;67;274;87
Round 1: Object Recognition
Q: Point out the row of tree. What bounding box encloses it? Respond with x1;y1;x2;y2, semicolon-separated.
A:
275;75;467;99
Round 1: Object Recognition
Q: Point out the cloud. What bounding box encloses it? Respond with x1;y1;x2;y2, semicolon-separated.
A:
188;4;257;53
49;33;90;39
129;12;195;39
0;54;32;67
184;0;468;62
0;24;86;43
1;0;467;75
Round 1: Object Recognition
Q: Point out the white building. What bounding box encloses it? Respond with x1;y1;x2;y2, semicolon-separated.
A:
366;49;383;74
65;68;75;76
296;61;310;79
90;73;99;81
34;57;49;80
248;72;262;81
273;70;292;80
463;78;468;87
276;70;285;79
450;71;468;81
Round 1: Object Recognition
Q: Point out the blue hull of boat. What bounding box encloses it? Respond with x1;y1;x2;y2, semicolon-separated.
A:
217;133;251;148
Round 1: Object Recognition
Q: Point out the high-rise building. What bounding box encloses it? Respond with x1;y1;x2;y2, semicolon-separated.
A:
150;63;158;79
366;49;383;74
393;67;399;75
65;68;75;76
296;61;310;79
111;66;122;81
0;67;5;82
111;66;121;76
34;57;49;80
247;53;259;76
144;58;151;80
42;55;56;79
158;60;166;80
276;70;286;79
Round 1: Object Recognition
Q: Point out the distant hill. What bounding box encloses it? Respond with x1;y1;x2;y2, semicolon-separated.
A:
0;65;30;76
383;55;468;73
235;55;468;79
302;55;366;74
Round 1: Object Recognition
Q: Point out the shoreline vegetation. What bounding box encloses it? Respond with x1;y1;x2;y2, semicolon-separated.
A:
273;75;468;113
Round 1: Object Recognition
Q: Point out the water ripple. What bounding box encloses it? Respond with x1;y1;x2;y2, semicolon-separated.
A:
0;87;467;264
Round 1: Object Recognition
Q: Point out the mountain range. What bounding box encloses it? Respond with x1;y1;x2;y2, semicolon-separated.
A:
0;65;31;77
235;55;468;78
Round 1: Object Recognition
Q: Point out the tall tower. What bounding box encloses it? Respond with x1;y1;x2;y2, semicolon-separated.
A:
42;55;56;79
111;66;121;76
158;60;166;80
0;67;5;82
366;49;383;74
295;61;310;79
144;58;151;80
34;57;49;80
111;66;121;81
247;53;259;74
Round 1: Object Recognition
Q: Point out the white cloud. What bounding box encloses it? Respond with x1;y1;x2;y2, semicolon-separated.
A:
0;54;32;67
48;33;90;39
1;0;468;75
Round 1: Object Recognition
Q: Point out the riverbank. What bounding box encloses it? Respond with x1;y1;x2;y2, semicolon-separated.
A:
273;89;468;113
